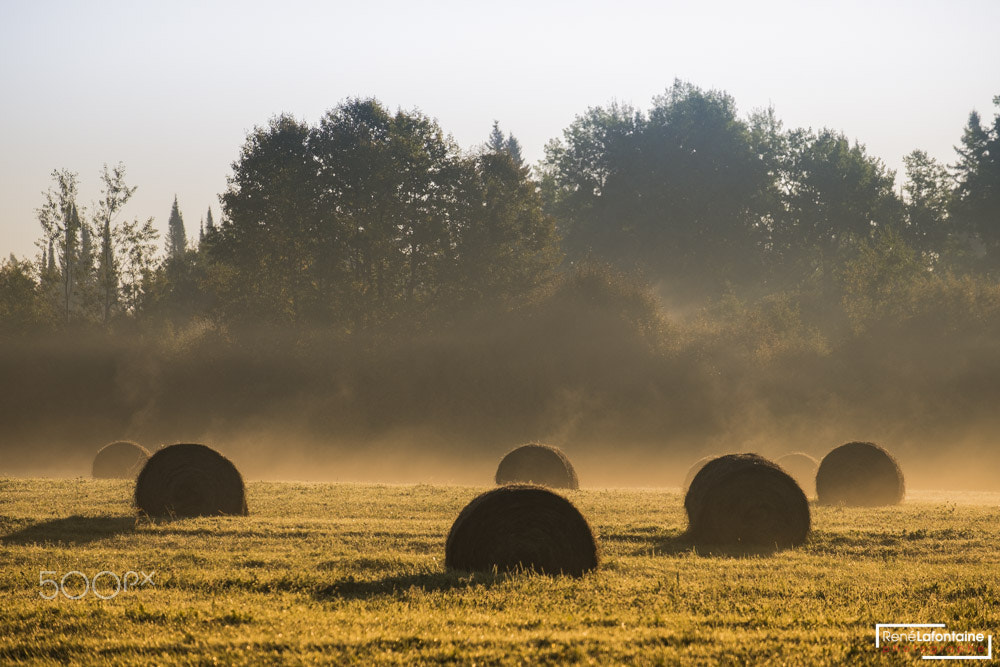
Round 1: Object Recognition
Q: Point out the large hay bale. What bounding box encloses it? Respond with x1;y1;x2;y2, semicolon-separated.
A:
685;453;810;548
134;443;248;518
682;455;718;490
494;443;579;489
445;485;598;576
92;440;151;479
816;441;904;506
776;451;819;498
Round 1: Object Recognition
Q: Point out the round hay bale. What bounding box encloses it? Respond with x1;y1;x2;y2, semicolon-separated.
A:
776;451;819;497
682;455;718;490
134;443;247;518
494;443;579;489
445;485;598;576
92;440;151;479
816;441;904;506
685;453;810;548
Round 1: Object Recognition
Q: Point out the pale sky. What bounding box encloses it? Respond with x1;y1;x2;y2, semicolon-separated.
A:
2;0;998;261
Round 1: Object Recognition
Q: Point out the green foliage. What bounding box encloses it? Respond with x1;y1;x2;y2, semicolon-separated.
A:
7;87;1000;478
903;149;953;261
166;196;187;258
142;248;216;324
93;163;158;323
950;99;1000;266
543;83;915;300
695;289;829;365
539;263;666;347
777;128;900;292
544;81;777;297
542;100;645;260
211;114;316;324
449;140;560;310
0;256;41;335
35;170;85;324
27;164;158;328
839;227;924;332
486;120;524;166
214;100;561;330
487;119;505;153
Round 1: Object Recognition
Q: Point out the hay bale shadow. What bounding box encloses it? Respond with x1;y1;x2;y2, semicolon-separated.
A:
1;515;137;546
632;530;793;558
314;571;505;601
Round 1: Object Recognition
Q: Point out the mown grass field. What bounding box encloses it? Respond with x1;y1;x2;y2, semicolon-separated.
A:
1;479;998;664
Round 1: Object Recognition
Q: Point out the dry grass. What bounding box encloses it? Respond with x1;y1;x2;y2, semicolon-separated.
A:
1;479;998;664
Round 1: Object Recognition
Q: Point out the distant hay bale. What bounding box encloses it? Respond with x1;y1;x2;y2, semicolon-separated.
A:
682;455;718;490
685;453;810;548
445;485;598;577
92;440;151;479
494;443;579;489
134;443;248;518
776;452;820;497
816;441;904;506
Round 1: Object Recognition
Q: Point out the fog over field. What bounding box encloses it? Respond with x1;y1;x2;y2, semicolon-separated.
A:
1;4;999;494
3;90;1000;489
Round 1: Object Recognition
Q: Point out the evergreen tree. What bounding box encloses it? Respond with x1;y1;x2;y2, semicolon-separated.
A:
488;121;506;153
951;98;1000;265
486;121;524;166
505;133;524;167
453;139;560;307
80;220;93;268
166;196;187;257
199;207;216;248
76;213;98;318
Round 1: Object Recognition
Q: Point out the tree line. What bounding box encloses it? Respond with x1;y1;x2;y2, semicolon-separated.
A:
543;82;1000;300
2;83;999;338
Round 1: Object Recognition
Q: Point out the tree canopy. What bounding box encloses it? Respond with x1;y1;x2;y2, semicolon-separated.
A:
211;100;559;330
5;87;1000;334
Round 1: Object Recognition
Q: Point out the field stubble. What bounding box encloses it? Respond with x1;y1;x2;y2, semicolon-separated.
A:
0;479;998;664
